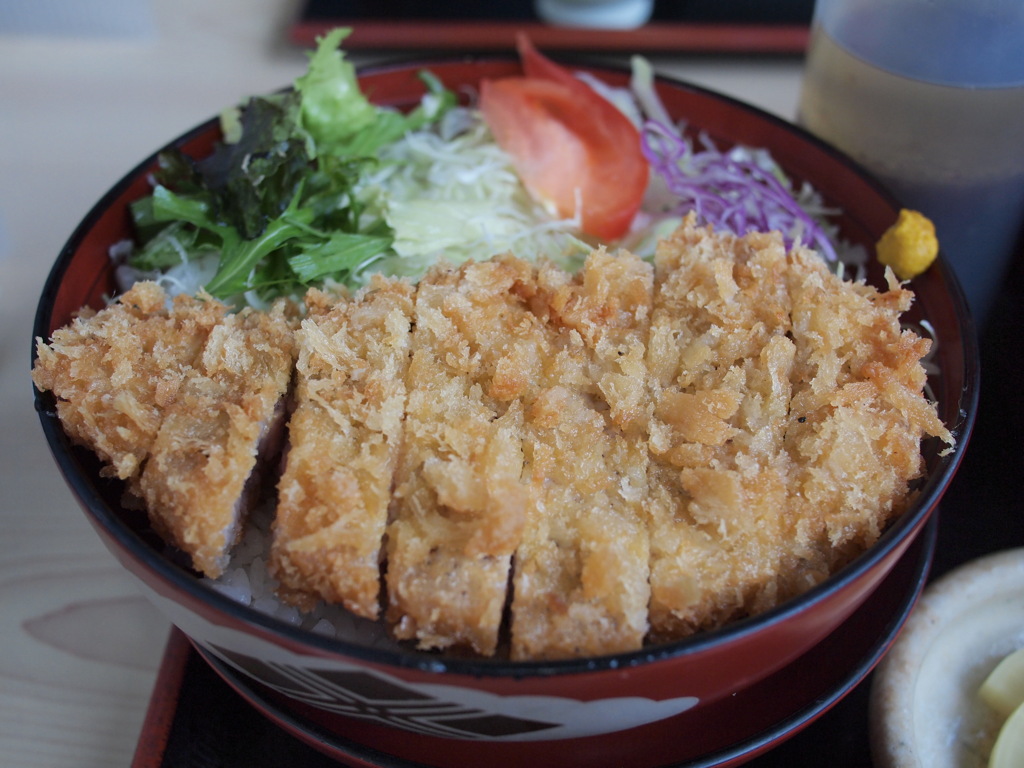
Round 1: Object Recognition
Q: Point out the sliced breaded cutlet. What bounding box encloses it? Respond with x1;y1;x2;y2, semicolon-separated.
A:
35;220;954;660
645;218;796;640
33;282;297;578
385;256;538;656
136;297;296;578
778;246;953;597
32;281;217;483
270;277;415;618
644;216;953;640
510;248;653;660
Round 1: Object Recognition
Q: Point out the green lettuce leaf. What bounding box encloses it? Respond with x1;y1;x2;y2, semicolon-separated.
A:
127;27;452;303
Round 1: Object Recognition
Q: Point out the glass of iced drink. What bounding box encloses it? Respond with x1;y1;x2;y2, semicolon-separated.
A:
797;0;1024;326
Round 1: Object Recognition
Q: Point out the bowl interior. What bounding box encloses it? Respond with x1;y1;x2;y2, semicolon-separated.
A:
32;55;979;676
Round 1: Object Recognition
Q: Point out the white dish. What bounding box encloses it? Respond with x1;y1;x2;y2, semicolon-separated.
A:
870;547;1024;768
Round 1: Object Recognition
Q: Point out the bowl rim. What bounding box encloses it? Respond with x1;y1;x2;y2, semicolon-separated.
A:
31;53;980;679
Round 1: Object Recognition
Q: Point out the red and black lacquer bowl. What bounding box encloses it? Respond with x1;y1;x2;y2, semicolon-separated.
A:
32;57;978;767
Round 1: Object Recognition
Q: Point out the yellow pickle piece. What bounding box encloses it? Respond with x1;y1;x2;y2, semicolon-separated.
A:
981;647;1024;719
989;701;1024;768
876;208;939;280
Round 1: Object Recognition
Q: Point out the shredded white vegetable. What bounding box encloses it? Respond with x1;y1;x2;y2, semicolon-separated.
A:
354;109;591;282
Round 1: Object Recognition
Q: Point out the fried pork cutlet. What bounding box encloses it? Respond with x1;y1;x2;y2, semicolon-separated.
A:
778;245;953;596
32;281;216;482
644;216;953;640
645;221;796;640
33;282;296;578
509;249;654;660
384;257;538;656
270;278;415;618
34;219;954;661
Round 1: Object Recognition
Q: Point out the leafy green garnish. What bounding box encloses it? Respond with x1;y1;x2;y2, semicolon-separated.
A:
295;27;377;151
193;94;310;241
127;27;454;303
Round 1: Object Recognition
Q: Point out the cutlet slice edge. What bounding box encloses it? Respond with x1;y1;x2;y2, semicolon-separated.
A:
270;279;415;618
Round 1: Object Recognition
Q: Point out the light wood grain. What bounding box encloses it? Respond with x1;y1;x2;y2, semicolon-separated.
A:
0;4;802;764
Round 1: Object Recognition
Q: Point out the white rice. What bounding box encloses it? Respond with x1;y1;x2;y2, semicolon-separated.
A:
200;501;402;652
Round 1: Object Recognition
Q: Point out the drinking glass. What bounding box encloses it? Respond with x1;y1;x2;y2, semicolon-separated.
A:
797;0;1024;326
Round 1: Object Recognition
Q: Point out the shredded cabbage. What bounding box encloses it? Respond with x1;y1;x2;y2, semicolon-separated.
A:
353;110;591;282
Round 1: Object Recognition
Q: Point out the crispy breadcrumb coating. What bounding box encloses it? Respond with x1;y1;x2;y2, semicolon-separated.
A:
32;282;216;482
510;248;653;660
34;219;954;658
385;257;535;655
779;245;951;593
645;221;799;638
645;216;951;639
33;282;296;578
270;277;415;618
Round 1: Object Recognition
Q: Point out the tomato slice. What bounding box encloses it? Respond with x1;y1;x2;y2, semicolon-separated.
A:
479;35;648;242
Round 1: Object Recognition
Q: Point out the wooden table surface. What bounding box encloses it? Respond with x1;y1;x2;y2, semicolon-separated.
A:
5;3;892;765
